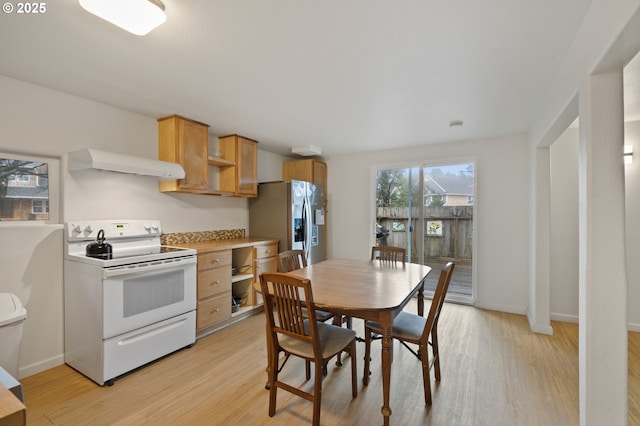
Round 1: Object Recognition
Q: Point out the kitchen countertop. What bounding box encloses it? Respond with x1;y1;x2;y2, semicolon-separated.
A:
169;237;278;254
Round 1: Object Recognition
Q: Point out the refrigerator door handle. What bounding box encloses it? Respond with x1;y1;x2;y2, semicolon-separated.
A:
302;194;312;262
302;196;307;256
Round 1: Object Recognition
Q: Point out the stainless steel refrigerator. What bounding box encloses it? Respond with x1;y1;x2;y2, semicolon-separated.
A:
249;180;326;265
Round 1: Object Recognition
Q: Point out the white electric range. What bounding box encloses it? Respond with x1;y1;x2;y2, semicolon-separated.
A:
64;220;197;386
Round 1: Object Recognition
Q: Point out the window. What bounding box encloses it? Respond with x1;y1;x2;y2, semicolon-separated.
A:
32;200;49;214
0;153;58;223
9;174;30;182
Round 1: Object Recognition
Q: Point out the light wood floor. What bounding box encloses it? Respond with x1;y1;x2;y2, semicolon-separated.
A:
20;302;640;425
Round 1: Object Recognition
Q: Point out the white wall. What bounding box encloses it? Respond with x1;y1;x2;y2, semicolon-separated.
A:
0;75;279;378
257;150;288;183
550;127;580;322
626;121;640;329
326;134;530;314
0;225;63;377
549;121;640;329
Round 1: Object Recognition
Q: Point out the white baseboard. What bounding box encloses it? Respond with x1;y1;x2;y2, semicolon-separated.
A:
474;300;526;316
525;308;554;335
19;354;64;379
550;313;579;323
550;313;640;332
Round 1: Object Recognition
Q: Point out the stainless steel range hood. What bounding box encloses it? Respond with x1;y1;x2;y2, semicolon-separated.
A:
68;148;185;180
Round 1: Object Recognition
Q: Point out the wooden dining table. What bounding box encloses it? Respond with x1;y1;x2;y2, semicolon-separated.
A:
282;258;432;426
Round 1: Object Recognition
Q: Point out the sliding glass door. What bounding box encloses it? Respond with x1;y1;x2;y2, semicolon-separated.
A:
374;161;474;303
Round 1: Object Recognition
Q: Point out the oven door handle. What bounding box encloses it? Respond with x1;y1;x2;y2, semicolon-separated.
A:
102;256;196;278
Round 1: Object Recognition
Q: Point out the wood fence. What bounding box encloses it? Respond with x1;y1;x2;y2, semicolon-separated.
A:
377;206;473;260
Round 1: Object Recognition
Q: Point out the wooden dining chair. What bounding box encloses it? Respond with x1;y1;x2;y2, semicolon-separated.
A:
371;245;406;266
277;250;334;323
342;245;409;333
363;262;455;406
260;272;358;426
276;249;307;273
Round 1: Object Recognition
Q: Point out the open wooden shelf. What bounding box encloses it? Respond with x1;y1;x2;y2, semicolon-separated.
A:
231;305;253;317
231;273;253;283
208;156;235;167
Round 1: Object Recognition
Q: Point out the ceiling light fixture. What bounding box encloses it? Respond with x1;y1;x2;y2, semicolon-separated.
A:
291;145;322;156
79;0;167;36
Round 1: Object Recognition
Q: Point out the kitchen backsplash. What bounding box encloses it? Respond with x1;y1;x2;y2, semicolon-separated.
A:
161;229;246;245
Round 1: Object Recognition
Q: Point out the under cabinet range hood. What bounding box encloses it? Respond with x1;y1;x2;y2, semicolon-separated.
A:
68;148;185;179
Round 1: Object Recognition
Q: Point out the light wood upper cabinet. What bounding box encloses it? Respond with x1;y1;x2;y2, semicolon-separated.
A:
283;159;328;211
158;116;258;197
282;159;327;189
158;115;209;193
219;134;258;197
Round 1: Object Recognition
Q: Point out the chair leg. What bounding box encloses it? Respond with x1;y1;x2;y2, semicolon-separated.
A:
432;328;441;381
268;351;278;416
419;342;432;406
363;326;371;386
335;316;345;366
306;360;311;380
312;361;323;426
349;340;358;398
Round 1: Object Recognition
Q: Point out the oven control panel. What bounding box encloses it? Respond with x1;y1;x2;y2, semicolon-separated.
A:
66;219;162;241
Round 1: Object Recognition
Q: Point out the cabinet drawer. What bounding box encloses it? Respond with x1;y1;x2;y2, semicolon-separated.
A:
255;256;277;277
198;250;232;271
198;268;232;299
197;293;231;330
255;243;277;259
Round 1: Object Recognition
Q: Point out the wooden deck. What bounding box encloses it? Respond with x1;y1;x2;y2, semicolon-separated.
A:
422;256;472;299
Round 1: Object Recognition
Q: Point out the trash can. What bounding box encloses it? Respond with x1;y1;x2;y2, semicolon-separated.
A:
0;293;27;379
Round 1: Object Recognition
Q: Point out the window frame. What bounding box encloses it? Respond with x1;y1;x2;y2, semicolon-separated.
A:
0;151;60;225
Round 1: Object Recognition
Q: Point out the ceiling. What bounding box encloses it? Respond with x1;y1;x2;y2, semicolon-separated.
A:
3;0;634;157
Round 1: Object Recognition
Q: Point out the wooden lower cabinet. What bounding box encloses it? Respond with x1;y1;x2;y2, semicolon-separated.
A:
189;238;278;335
196;294;232;331
198;267;232;300
196;249;232;331
254;242;277;260
253;242;278;305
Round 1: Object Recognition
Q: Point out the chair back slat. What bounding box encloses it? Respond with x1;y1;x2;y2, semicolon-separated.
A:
277;250;308;272
422;262;455;341
371;246;406;266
